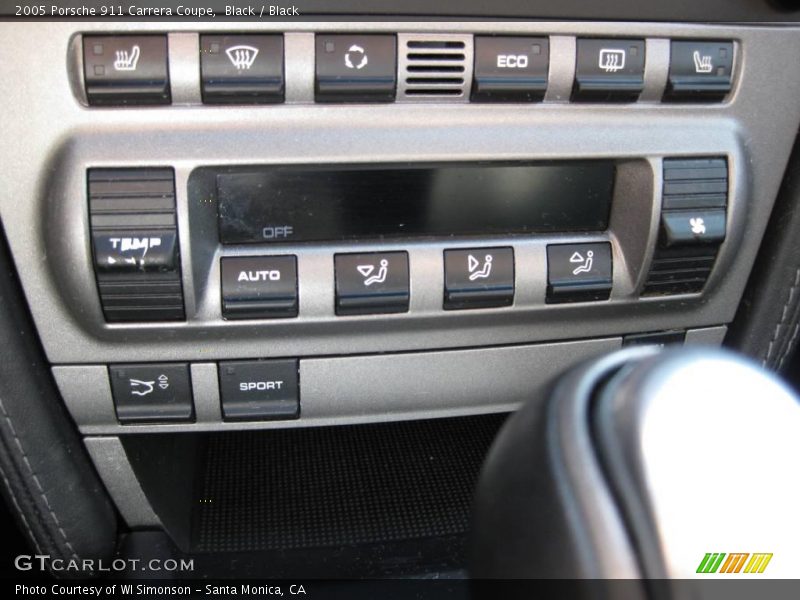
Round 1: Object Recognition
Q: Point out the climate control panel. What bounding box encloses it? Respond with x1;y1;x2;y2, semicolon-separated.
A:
5;21;794;434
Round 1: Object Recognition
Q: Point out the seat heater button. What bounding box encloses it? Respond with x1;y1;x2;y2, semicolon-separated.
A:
83;35;170;106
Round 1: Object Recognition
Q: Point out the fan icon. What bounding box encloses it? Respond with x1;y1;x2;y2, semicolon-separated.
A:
690;217;707;235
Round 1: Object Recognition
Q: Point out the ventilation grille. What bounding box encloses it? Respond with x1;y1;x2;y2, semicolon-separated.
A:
643;245;720;296
398;34;473;102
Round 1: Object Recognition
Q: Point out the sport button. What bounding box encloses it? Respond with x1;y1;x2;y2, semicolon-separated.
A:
547;242;613;303
219;359;299;421
444;247;514;310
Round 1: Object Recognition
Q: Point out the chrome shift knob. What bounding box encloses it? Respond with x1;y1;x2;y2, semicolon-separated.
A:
594;348;800;579
470;347;800;582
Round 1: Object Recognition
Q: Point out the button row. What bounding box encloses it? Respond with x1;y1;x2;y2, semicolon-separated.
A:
108;326;693;426
110;360;299;424
220;243;613;319
82;34;734;106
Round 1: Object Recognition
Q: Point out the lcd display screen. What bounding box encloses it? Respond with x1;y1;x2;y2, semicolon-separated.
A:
216;161;615;244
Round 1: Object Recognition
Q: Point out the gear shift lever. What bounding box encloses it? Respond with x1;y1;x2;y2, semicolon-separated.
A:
470;347;800;580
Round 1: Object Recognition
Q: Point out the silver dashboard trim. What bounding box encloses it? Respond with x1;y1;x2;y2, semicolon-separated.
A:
55;336;621;434
84;437;163;528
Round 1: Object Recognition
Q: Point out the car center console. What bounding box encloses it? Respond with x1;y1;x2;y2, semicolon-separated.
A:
2;21;799;439
2;16;800;573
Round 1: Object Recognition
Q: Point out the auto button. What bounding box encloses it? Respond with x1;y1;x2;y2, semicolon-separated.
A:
221;256;298;319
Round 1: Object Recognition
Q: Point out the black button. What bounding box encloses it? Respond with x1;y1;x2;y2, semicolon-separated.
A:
315;34;396;103
665;41;733;102
221;256;298;319
547;242;613;303
92;230;178;272
573;39;645;102
83;36;170;106
219;360;299;421
444;248;514;310
623;330;686;348
661;210;726;247
472;37;549;102
109;363;193;424
200;34;284;104
335;252;409;315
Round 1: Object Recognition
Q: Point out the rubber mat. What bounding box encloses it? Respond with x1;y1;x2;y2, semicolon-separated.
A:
192;414;506;553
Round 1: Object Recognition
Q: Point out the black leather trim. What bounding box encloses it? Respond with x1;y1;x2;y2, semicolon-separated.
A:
469;349;648;581
727;134;800;371
0;225;117;574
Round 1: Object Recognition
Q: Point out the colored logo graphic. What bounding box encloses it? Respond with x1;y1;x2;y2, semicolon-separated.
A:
696;553;773;574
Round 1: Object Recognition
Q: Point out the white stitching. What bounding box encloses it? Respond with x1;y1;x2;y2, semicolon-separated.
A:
0;459;43;554
0;396;79;560
763;267;800;368
778;320;800;371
